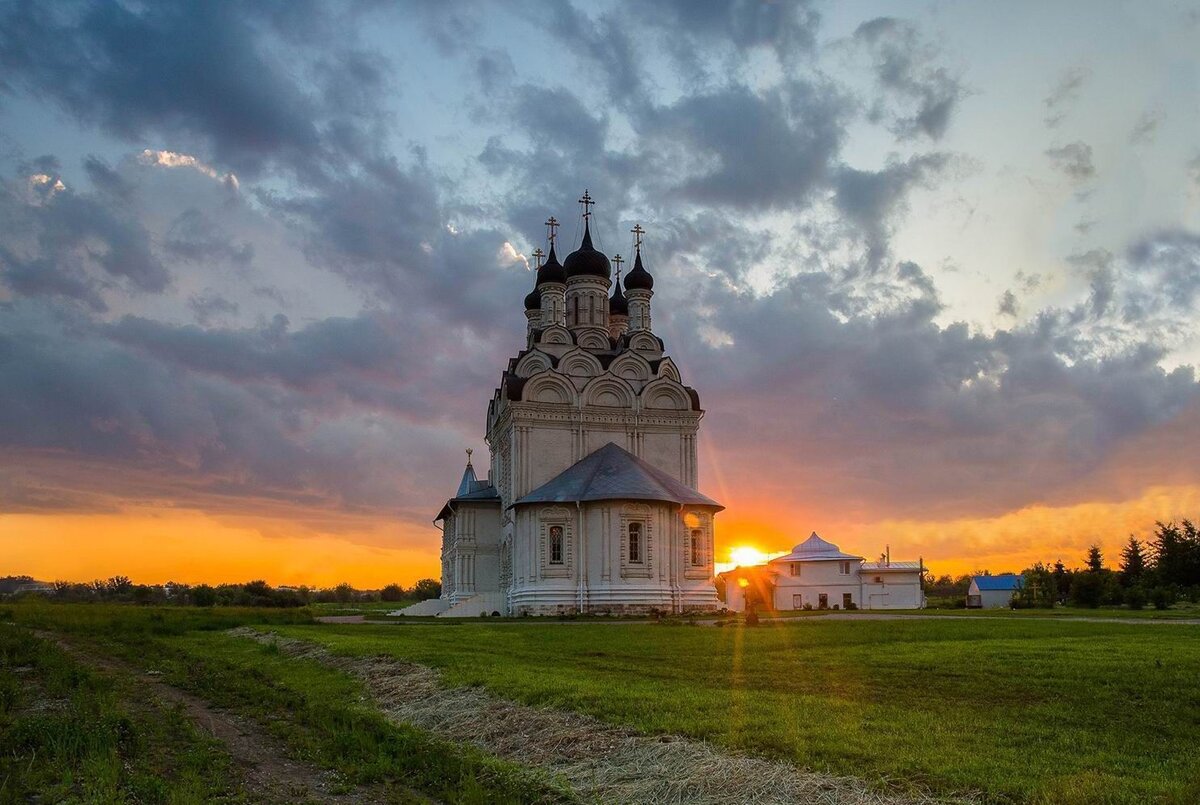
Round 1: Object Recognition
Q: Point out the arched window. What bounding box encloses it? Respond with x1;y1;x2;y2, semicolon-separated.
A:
628;522;643;563
549;526;564;565
690;529;703;566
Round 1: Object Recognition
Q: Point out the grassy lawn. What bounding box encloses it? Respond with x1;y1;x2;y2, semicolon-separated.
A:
266;618;1200;804
3;603;571;804
0;623;243;804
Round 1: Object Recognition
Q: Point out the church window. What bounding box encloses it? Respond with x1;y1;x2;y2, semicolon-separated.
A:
549;526;564;564
628;522;643;563
690;530;703;566
789;562;800;577
843;593;853;609
839;560;852;575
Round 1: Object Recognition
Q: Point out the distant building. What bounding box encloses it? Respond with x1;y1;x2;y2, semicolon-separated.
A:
723;533;925;612
966;574;1022;608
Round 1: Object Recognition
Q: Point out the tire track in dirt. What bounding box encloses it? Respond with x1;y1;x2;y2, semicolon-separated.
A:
234;627;977;805
42;632;401;805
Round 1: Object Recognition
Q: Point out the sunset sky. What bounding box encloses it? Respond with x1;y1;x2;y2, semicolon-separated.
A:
2;1;1200;587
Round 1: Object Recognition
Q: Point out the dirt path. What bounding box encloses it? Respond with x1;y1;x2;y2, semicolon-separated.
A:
44;632;395;805
234;627;971;805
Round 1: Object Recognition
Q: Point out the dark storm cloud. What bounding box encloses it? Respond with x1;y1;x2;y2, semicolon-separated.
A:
853;17;966;141
82;155;133;200
0;165;168;304
639;80;850;210
0;0;387;178
1045;141;1095;182
163;209;254;267
833;153;950;270
683;267;1199;520
0;299;482;516
1127;229;1200;312
188;291;239;325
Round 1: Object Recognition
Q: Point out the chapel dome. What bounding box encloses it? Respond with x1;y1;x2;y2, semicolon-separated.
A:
524;288;542;311
536;244;566;285
564;222;611;280
609;280;628;316
623;249;653;290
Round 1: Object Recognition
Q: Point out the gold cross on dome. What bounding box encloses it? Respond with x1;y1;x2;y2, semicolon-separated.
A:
612;253;623;280
578;189;594;220
545;216;558;246
532;247;545;268
631;223;645;251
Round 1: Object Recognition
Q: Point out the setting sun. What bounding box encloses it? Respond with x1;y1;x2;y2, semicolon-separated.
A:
728;546;769;567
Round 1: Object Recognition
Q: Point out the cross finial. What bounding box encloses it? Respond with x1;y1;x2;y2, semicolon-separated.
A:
612;253;623;281
578;189;594;220
545;216;559;247
631;223;645;251
465;447;473;465
532;247;545;268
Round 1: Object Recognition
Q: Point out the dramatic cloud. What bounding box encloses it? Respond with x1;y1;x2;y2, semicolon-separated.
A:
1045;141;1096;182
0;0;1197;581
853;17;966;140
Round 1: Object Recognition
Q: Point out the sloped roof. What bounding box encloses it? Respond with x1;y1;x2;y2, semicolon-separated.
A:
972;574;1023;591
861;561;922;571
456;461;479;497
513;442;722;509
770;532;864;563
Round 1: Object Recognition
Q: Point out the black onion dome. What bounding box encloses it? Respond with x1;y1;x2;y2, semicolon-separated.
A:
563;222;612;280
609;279;628;316
524;287;542;310
536;244;566;285
623;249;654;290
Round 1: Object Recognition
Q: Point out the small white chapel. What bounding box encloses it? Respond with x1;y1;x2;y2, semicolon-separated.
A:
412;191;723;617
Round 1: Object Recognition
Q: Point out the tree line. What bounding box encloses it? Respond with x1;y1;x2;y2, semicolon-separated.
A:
1015;520;1200;609
0;576;441;608
922;520;1200;610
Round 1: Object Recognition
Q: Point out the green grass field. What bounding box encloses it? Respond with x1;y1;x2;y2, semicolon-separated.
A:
4;602;1199;803
270;618;1200;804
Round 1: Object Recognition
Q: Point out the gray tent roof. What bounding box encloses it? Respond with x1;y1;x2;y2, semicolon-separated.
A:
513;442;722;509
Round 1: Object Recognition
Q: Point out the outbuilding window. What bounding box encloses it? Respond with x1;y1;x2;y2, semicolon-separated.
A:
839;560;852;575
789;562;801;577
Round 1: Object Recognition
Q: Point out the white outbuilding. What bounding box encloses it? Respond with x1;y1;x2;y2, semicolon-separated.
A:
966;574;1022;608
724;533;925;612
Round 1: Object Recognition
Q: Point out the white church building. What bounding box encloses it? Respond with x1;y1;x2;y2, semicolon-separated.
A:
412;192;723;617
724;533;925;612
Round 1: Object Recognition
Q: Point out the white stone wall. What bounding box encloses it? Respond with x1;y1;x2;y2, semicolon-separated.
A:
506;500;719;615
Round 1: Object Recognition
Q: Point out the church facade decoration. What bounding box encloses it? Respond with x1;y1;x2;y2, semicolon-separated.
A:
430;192;722;616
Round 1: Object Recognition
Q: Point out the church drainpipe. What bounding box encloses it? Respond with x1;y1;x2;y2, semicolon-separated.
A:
576;501;585;614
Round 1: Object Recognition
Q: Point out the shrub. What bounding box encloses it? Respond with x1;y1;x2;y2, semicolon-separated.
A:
846;602;858;610
1149;587;1176;610
1124;586;1147;610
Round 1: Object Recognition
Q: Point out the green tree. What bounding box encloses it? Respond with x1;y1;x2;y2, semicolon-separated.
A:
1119;537;1147;588
1051;560;1070;603
411;578;442;600
1085;545;1104;573
191;584;217;607
380;583;407;602
1069;572;1104;608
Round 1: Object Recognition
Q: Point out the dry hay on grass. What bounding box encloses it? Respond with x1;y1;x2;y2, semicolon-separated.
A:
231;627;968;805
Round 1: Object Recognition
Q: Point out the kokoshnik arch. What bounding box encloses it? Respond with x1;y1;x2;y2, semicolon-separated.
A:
419;191;722;617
